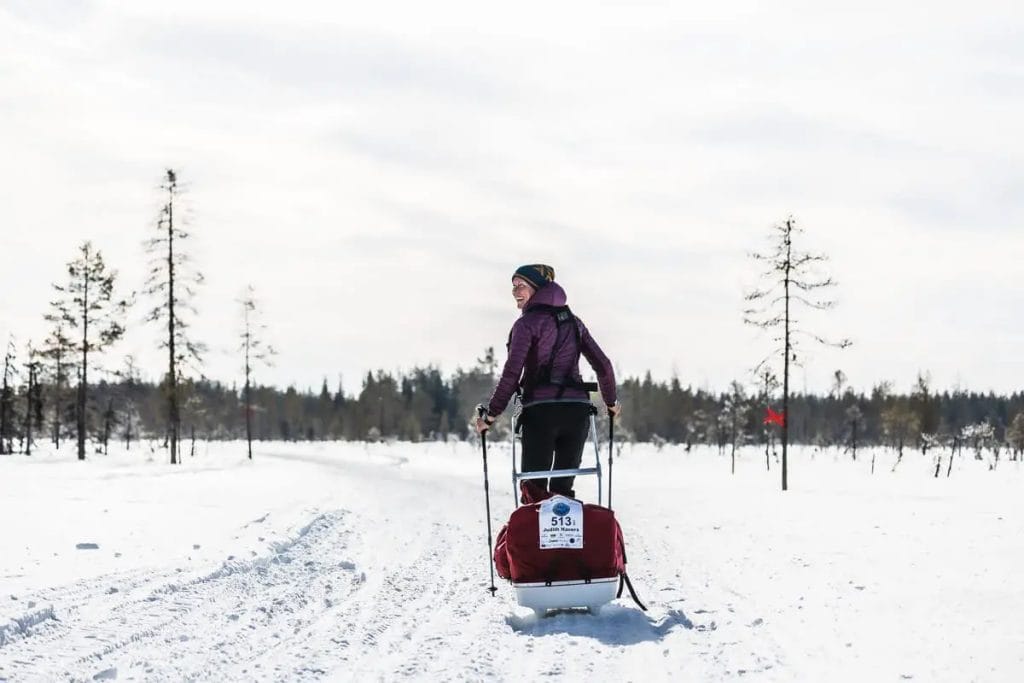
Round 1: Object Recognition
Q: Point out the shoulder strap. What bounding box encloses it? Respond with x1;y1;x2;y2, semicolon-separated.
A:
519;305;597;401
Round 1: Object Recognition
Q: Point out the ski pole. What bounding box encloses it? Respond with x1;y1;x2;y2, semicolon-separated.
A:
608;410;615;511
477;405;498;596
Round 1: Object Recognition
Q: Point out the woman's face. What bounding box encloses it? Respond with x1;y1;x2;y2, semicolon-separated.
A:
512;277;534;310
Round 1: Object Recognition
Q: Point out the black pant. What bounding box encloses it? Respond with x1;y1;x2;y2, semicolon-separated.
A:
519;402;592;498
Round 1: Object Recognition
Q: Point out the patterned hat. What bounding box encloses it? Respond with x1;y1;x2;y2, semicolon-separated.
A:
512;264;555;291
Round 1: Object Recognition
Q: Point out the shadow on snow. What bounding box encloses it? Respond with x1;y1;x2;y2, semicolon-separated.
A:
505;605;694;646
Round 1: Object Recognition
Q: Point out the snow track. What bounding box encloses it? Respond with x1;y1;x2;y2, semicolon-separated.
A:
5;443;1017;681
1;510;363;681
1;445;732;681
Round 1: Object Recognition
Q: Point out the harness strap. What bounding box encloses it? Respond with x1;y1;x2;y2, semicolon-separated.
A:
617;572;648;611
521;305;595;402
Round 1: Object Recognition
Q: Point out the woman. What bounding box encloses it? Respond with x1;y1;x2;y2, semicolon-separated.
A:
475;264;620;500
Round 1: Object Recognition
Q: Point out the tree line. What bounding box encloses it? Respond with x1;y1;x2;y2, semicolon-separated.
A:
619;371;1024;457
1;352;1022;461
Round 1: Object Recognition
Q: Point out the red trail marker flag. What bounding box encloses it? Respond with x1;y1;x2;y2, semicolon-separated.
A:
763;407;786;427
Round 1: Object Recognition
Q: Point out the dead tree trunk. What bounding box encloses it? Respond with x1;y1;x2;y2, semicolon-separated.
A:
167;187;180;465
0;348;11;455
25;359;36;455
850;418;858;461
102;397;114;455
781;237;791;491
891;436;904;473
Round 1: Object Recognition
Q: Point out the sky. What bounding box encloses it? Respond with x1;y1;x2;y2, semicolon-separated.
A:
1;0;1022;398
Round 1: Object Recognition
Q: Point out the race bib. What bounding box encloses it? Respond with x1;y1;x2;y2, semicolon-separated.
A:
539;495;584;549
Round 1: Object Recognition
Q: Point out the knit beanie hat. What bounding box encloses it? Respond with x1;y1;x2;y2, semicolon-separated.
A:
512;264;555;291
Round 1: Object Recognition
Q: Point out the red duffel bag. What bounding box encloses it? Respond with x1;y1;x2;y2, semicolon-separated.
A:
494;485;626;584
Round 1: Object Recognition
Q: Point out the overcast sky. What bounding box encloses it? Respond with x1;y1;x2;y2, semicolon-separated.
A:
2;0;1022;397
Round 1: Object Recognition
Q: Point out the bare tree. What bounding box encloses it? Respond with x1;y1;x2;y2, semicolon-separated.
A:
239;285;276;460
883;403;920;473
756;369;780;471
845;404;863;461
100;396;116;455
947;435;957;477
744;217;850;490
911;372;937;454
961;422;995;463
925;433;947;478
118;355;142;450
831;369;847;398
1007;413;1024;461
723;381;749;475
144;169;205;465
47;242;129;460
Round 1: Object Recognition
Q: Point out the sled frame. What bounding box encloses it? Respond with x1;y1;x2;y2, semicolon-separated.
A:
511;405;603;507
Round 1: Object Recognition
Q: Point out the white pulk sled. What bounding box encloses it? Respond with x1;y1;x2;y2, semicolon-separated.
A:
477;405;646;617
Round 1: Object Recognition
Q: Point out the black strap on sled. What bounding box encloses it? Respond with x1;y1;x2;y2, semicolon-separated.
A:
617;572;647;612
514;304;598;403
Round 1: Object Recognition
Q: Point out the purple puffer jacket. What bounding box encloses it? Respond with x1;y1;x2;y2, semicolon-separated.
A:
486;282;616;418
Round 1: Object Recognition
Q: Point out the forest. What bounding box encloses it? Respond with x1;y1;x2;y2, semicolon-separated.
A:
2;351;1022;462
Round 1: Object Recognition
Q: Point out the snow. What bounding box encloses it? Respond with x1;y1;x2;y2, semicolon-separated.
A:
1;440;1022;681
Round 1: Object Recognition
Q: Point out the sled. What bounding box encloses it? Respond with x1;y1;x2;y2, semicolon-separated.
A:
505;406;618;616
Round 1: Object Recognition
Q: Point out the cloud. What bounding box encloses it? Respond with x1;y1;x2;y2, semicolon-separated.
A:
2;1;1024;396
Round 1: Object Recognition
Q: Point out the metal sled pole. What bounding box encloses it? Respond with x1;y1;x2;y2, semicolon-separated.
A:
511;413;518;503
608;414;615;511
517;467;601;481
590;411;603;506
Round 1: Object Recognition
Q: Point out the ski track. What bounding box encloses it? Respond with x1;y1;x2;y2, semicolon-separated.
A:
1;447;791;682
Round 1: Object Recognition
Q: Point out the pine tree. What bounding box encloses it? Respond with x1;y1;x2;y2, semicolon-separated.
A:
239;285;275;459
144;169;205;464
744;217;850;490
47;242;129;460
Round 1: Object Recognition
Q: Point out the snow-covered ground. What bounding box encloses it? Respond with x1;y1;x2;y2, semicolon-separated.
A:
1;439;1022;682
